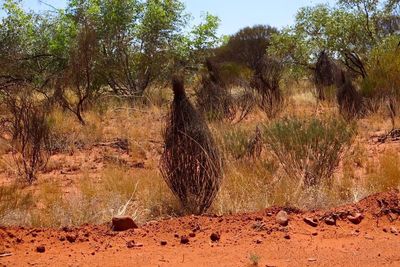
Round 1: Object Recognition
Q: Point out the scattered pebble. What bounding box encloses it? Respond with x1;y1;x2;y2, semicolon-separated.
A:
36;246;45;253
160;240;167;246
66;235;77;243
126;240;143;248
180;236;189;245
324;217;336;226
304;217;318;227
111;216;138;232
348;213;364;225
390;227;398;235
210;232;220;242
276;211;289;226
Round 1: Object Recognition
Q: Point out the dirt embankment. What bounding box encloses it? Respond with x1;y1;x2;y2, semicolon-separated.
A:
1;190;400;267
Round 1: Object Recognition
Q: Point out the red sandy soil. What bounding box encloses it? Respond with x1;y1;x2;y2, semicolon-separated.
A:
1;190;400;267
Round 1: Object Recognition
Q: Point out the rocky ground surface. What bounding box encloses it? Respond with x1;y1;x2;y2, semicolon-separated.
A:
1;190;400;267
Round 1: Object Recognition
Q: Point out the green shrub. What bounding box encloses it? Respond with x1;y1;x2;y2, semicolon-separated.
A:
219;126;252;159
361;37;400;105
263;117;355;187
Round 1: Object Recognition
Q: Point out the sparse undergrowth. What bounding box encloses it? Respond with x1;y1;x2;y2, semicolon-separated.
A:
0;90;399;227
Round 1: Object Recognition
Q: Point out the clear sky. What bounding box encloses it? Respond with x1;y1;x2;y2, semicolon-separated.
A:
2;0;336;34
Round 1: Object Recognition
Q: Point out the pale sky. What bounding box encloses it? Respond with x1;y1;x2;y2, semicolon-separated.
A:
1;0;336;34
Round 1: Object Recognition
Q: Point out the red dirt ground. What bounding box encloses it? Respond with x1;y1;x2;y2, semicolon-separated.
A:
1;190;400;267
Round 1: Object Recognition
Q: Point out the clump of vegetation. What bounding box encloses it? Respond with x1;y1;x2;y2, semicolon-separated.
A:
249;252;261;266
337;72;364;120
263;117;355;187
218;126;252;159
161;77;223;214
251;56;284;118
314;51;341;101
367;150;400;193
196;59;236;121
5;97;51;184
361;37;400;120
0;183;33;225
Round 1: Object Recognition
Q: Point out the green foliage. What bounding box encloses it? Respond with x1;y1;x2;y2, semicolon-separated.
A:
219;126;252;159
263;117;355;187
269;1;399;78
361;36;400;100
0;0;221;126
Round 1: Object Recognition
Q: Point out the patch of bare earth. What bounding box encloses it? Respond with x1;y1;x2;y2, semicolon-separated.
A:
1;190;399;267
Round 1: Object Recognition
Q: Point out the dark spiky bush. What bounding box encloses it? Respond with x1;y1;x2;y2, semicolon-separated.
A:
196;60;236;121
235;89;256;123
314;51;340;101
250;57;283;118
263;117;355;187
337;71;364;120
160;77;223;214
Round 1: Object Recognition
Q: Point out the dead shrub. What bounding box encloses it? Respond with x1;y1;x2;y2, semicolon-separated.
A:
235;89;257;123
160;77;223;214
314;51;341;101
196;60;236;121
250;57;283;118
337;71;364;120
5;96;50;184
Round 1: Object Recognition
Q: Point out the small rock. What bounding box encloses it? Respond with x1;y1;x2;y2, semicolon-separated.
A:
365;234;374;240
111;216;138;232
62;226;72;232
390;227;398;234
347;213;364;225
312;231;318;236
255;239;262;244
308;258;317;262
126;240;143;248
324;217;336;226
59;236;66;242
66;235;77;243
174;233;180;238
210;232;220;242
160;240;167;246
189;232;196;238
304;217;318;227
180;236;189;245
276;211;289;226
383;228;388;233
36;246;45;253
284;234;291;240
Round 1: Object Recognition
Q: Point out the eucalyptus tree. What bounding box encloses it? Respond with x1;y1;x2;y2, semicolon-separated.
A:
269;0;400;79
